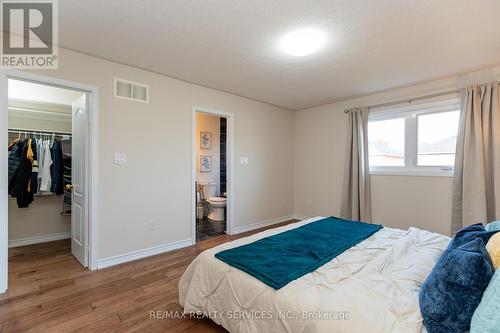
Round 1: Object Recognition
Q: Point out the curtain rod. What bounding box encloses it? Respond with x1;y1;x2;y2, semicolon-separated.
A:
343;89;461;113
8;127;72;135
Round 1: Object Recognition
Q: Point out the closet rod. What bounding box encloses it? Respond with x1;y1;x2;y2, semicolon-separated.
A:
8;127;72;136
343;89;461;114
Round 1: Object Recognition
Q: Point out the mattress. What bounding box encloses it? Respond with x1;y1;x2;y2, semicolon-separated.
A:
179;216;450;333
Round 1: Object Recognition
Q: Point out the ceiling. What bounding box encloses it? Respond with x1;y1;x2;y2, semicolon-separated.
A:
8;79;83;106
59;0;500;110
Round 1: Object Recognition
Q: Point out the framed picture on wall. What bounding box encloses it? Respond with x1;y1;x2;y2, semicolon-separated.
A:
200;155;212;172
200;132;212;149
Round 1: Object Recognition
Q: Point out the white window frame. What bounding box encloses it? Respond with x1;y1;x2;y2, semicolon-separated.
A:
368;95;461;177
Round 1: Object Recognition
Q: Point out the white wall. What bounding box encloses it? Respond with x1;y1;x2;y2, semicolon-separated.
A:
8;196;70;242
196;113;220;195
8;115;71;133
28;48;294;261
8;99;73;133
294;65;500;236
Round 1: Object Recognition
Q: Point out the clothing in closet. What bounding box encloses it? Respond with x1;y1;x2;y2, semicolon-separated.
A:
50;139;64;195
8;140;24;186
36;138;43;191
39;139;53;192
9;139;35;208
29;139;39;194
8;136;66;208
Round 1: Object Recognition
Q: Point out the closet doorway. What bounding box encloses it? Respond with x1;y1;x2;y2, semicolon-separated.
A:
192;106;234;243
0;71;99;294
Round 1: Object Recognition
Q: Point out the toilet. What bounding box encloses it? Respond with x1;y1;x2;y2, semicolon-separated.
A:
200;183;227;221
207;197;226;221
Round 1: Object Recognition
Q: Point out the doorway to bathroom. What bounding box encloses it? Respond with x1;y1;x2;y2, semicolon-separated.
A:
192;106;233;242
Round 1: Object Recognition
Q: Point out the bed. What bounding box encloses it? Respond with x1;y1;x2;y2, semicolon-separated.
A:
179;216;450;333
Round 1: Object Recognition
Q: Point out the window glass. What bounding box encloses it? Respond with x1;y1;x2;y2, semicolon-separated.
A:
417;111;460;166
368;117;405;167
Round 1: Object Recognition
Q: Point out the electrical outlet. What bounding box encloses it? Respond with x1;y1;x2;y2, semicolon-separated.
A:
113;152;127;164
148;221;155;232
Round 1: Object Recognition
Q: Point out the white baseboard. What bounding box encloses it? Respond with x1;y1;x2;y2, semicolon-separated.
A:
8;232;71;248
97;238;193;270
95;215;312;270
232;214;297;234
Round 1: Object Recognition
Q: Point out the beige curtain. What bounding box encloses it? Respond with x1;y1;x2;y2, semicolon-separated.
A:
452;82;500;234
340;107;372;222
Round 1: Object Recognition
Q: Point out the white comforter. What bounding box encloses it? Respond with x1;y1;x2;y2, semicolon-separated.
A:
179;217;450;333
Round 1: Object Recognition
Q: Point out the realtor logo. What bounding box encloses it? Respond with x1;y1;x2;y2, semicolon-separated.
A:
1;0;58;68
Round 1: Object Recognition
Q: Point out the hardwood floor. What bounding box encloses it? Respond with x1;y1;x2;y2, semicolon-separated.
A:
0;220;298;333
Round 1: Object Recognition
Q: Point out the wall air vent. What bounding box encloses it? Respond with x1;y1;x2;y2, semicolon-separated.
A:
114;78;149;103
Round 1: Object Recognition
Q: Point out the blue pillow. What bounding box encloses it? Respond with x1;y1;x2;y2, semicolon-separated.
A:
450;223;498;249
485;221;500;232
471;270;500;333
419;237;494;333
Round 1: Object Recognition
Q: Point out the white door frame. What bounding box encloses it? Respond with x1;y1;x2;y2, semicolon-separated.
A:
0;69;99;294
192;106;234;242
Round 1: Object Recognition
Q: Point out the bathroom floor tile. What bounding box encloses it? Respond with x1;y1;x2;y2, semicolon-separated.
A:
196;217;226;241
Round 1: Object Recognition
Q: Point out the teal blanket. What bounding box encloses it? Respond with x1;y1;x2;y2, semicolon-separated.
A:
215;216;383;289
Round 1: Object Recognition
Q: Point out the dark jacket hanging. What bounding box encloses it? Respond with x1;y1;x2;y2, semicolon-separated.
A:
30;139;38;194
50;139;64;195
8;139;24;189
10;140;34;208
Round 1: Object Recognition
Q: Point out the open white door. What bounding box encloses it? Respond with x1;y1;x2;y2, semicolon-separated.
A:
71;95;89;267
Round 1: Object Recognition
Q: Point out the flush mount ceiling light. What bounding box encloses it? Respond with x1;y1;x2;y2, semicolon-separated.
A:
280;29;326;56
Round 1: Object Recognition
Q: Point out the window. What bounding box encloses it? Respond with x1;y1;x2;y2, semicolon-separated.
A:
417;111;460;166
368;97;461;176
368;117;405;167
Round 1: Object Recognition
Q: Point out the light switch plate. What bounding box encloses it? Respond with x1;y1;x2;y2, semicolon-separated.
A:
113;152;127;164
240;156;249;165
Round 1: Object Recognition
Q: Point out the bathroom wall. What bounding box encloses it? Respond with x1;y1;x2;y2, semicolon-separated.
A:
220;118;227;195
196;113;221;196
